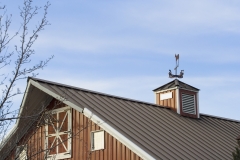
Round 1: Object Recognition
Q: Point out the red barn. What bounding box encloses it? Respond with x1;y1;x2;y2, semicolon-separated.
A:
0;77;239;160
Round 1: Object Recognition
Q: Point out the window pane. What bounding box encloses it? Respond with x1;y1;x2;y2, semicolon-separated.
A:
59;111;68;132
58;134;68;153
48;114;57;134
48;136;57;155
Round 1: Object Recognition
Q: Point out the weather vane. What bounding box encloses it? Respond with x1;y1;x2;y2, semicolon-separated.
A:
169;54;184;78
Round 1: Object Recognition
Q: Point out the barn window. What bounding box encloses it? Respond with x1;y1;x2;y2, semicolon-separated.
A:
91;130;105;151
15;145;27;160
45;106;72;159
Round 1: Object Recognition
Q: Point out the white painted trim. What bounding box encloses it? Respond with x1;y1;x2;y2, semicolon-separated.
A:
16;80;33;126
154;87;177;93
0;80;33;148
160;92;172;100
17;144;28;160
0;125;18;149
176;88;180;114
154;92;157;104
155;88;198;94
29;79;83;113
83;108;155;160
45;106;72;160
1;79;82;150
197;92;200;118
178;88;199;93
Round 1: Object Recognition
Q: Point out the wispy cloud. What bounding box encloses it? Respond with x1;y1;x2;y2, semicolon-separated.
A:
2;0;240;124
122;0;240;34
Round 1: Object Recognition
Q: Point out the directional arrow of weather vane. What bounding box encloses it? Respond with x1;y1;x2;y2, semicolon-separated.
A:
169;54;184;78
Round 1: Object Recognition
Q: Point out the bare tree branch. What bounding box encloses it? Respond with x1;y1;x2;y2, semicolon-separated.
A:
0;0;53;146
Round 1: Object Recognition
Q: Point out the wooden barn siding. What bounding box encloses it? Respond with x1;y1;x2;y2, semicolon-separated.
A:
69;108;142;160
5;124;46;160
156;90;176;111
5;100;142;160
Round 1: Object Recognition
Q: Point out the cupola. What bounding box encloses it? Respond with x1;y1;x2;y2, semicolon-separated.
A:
153;79;199;118
153;54;200;118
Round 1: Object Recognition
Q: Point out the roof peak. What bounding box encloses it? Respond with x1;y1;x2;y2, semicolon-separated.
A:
29;77;240;123
200;113;240;123
153;79;199;92
28;77;168;109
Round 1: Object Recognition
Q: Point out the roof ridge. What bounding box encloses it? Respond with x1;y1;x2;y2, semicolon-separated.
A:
29;77;168;109
153;79;199;91
177;79;200;90
29;77;239;123
153;79;175;91
200;113;240;123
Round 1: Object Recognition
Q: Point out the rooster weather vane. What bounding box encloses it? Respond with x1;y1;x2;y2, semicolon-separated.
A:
169;54;184;78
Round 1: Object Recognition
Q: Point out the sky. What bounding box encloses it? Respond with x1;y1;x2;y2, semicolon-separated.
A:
2;0;240;121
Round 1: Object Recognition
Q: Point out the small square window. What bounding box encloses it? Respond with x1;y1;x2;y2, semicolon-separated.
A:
91;130;104;151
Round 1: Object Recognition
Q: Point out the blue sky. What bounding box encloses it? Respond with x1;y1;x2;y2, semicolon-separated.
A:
3;0;240;120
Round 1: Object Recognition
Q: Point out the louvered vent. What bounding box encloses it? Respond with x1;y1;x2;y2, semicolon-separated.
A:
182;93;195;114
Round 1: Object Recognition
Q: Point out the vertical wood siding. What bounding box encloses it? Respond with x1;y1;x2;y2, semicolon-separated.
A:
5;100;143;160
156;89;176;111
68;108;142;160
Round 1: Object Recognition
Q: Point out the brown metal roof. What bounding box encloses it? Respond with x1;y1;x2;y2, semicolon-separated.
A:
237;135;240;140
1;77;239;159
153;79;200;92
31;77;240;160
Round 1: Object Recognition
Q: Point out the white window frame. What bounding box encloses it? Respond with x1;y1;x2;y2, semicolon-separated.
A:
15;145;27;160
91;130;105;151
45;106;72;160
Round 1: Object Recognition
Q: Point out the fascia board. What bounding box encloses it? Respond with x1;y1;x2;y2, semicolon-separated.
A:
0;80;33;149
197;92;200;118
83;107;155;160
29;79;83;113
16;80;32;126
1;79;84;150
179;88;199;93
0;126;18;149
154;87;199;94
154;87;178;93
176;88;180;114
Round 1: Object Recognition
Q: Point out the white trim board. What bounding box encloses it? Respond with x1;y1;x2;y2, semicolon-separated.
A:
1;79;84;150
29;79;83;113
154;87;177;93
83;107;155;160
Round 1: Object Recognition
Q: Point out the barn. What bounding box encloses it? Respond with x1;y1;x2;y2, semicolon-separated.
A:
0;77;239;160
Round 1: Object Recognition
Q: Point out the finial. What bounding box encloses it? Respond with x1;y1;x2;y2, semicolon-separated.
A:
169;54;184;78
